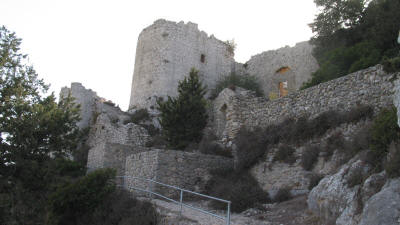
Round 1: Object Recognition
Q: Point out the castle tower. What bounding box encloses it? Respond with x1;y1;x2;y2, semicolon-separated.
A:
129;19;235;109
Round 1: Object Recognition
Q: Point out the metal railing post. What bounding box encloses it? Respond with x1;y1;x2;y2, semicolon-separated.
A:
226;202;231;225
179;189;183;217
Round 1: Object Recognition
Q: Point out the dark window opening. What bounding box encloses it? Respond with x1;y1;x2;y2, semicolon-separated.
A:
201;54;206;63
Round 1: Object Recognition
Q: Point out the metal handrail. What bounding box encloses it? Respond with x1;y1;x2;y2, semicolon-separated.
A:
116;176;231;225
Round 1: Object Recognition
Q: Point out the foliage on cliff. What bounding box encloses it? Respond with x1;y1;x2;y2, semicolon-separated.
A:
157;68;208;149
303;0;400;89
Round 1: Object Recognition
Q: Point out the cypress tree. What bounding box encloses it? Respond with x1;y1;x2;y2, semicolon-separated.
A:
157;68;208;149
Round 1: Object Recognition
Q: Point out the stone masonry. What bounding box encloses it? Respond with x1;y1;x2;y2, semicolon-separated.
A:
213;65;396;143
129;19;235;109
244;41;319;98
124;149;234;197
129;19;318;109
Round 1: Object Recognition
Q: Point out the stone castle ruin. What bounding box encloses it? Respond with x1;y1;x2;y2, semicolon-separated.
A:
129;19;318;109
61;19;400;225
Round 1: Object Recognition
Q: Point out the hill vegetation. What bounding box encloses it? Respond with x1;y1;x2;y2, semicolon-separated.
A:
302;0;400;89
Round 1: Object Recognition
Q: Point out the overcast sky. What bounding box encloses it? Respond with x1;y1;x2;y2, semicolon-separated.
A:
1;0;318;110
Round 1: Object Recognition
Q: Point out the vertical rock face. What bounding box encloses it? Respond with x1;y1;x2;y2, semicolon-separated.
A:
245;41;319;97
393;80;400;127
129;19;235;109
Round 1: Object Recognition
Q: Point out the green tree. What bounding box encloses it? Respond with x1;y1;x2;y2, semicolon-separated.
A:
304;0;400;89
310;0;367;37
157;68;208;149
0;26;81;224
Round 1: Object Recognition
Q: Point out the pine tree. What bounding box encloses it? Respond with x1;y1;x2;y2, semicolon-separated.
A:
157;68;208;149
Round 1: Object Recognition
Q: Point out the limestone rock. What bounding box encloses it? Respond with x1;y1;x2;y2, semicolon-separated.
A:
307;159;371;225
359;178;400;225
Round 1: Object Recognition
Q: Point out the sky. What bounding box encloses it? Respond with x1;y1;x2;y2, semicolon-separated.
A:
1;0;318;111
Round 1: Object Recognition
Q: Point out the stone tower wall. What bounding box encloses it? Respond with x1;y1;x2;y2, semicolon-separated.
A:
129;19;235;109
244;41;319;98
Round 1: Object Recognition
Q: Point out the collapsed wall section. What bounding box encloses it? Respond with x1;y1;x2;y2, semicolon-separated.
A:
129;19;235;109
213;65;396;142
124;149;234;197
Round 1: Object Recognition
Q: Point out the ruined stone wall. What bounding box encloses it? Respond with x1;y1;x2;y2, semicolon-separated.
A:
87;142;148;176
129;19;235;109
244;41;319;98
125;149;233;197
60;82;99;129
87;113;150;148
213;65;396;142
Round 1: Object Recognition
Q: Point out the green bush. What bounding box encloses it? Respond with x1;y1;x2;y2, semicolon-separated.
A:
234;127;267;170
301;145;320;171
205;170;269;213
273;144;296;164
46;169;116;225
88;190;158;225
126;108;150;124
157;68;208;149
385;142;400;178
324;132;344;161
370;107;400;159
308;173;324;190
273;187;292;203
302;42;381;89
382;56;400;73
346;167;365;188
210;72;263;99
198;133;233;158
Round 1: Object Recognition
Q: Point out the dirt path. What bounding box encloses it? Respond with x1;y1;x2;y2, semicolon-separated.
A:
151;195;320;225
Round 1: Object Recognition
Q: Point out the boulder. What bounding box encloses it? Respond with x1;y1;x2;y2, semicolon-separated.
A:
359;178;400;225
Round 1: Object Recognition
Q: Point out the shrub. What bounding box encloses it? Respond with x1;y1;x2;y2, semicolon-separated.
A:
308;173;324;190
145;134;168;148
157;68;208;149
345;126;372;157
198;133;232;158
126;108;150;124
273;144;296;164
324;132;344;161
385;142;400;178
88;190;158;225
205;170;269;213
343;105;374;123
369;107;400;165
140;124;159;136
210;72;263;99
301;145;320;171
47;169;116;225
273;187;292;203
234;127;267;170
309;110;342;137
382;56;400;73
347;167;365;188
